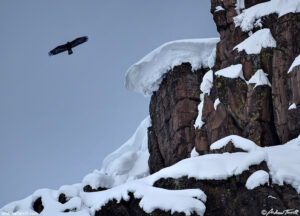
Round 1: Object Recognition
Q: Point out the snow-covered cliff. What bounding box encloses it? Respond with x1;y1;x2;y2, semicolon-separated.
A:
1;0;300;215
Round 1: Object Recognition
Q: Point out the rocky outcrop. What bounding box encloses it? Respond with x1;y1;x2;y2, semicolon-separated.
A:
33;197;44;214
83;185;107;192
148;63;207;173
207;0;300;148
148;0;300;172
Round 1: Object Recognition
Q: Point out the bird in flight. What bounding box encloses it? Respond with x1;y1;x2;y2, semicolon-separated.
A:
48;36;88;56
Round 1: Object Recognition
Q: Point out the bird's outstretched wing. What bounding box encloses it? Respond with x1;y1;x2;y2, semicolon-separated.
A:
48;44;68;56
70;36;88;48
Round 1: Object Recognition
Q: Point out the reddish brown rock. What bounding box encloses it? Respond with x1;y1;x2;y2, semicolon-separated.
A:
148;126;165;173
289;65;300;105
148;63;206;173
148;0;300;172
210;141;247;154
288;65;300;138
193;0;300;155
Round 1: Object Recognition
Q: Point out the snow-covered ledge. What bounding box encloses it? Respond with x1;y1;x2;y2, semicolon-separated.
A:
234;0;300;32
233;28;276;54
125;38;219;97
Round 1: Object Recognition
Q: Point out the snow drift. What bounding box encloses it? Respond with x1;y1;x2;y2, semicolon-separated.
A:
125;38;219;97
83;116;151;189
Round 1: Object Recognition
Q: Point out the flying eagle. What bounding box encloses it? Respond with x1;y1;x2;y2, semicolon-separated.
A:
48;36;88;56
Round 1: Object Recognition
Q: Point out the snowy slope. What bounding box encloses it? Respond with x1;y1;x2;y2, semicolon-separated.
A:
83;116;151;189
125;38;219;96
2;134;300;216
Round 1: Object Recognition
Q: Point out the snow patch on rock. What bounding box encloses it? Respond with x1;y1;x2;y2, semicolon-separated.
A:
215;64;245;80
254;19;263;28
288;55;300;73
200;70;214;95
191;147;200;157
233;28;276;54
195;70;214;129
215;6;225;12
194;101;205;129
210;135;259;152
234;0;300;32
214;98;220;110
288;103;296;110
246;170;269;190
248;69;272;88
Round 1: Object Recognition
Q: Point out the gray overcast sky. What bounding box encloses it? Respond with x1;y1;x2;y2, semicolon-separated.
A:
0;0;217;206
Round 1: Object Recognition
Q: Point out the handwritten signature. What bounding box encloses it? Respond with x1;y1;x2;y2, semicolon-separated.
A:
261;209;299;216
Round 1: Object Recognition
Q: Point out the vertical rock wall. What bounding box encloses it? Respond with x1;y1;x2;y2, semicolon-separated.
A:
198;0;300;153
207;0;300;147
148;63;207;173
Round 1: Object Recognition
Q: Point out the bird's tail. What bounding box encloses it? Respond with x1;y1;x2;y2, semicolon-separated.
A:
68;49;73;55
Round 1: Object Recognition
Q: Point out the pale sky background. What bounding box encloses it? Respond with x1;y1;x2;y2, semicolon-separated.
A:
0;0;217;206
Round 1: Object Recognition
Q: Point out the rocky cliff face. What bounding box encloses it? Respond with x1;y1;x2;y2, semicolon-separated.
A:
148;63;207;173
210;0;300;146
148;0;300;172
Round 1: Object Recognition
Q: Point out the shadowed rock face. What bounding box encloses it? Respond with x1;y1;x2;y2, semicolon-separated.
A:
288;66;300;138
148;63;207;173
